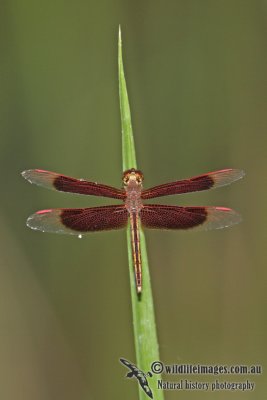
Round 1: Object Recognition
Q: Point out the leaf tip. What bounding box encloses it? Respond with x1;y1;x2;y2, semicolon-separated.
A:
118;25;122;45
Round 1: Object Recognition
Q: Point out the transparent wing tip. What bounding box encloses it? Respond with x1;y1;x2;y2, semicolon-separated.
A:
205;207;243;230
26;210;52;232
232;169;245;181
26;209;79;235
212;168;245;188
21;169;34;183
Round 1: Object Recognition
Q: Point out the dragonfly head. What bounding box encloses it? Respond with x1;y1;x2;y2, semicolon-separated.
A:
123;168;144;187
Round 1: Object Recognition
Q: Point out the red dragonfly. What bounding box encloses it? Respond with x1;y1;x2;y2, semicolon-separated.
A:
22;168;244;293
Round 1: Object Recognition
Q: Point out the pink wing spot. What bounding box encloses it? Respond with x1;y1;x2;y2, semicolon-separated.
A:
215;207;231;211
214;169;232;173
35;169;49;173
36;209;53;214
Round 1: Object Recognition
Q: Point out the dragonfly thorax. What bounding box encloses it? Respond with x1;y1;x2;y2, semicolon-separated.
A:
123;169;143;213
125;186;143;212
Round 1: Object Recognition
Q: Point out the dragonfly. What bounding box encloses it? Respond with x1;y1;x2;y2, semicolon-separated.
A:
22;168;244;293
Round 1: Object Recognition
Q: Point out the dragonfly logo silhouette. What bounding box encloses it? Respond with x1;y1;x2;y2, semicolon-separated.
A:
120;358;153;398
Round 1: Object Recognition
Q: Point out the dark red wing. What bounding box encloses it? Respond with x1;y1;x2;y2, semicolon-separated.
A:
140;204;242;230
22;169;126;199
26;205;128;235
141;169;244;199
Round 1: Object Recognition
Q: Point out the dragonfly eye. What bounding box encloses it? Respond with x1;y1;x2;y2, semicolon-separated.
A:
122;169;144;185
123;173;130;185
122;169;132;184
135;171;144;183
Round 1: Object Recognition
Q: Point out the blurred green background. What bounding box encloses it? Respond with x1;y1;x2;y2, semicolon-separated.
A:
1;1;266;399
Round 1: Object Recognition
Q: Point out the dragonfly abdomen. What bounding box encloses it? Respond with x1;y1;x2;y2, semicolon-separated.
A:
130;212;142;293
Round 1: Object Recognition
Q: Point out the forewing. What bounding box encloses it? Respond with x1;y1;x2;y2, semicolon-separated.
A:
140;205;242;230
141;169;244;199
22;169;126;199
26;205;128;235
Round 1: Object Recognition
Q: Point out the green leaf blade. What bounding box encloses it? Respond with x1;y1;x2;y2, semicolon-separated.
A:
118;27;164;400
118;26;137;171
